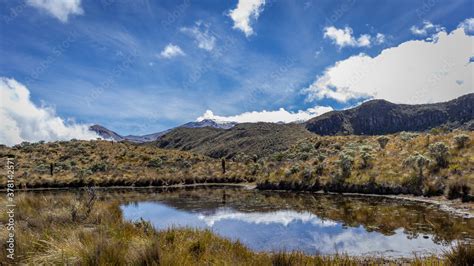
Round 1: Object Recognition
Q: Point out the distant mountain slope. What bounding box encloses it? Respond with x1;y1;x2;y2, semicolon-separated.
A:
89;119;238;143
305;93;474;135
155;123;313;159
181;119;238;129
89;125;123;141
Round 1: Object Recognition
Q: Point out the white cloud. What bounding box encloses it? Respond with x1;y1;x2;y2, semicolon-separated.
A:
198;209;338;227
458;17;474;34
26;0;83;23
304;28;473;104
197;106;333;123
228;0;266;37
180;21;216;51
375;33;386;45
410;21;445;36
323;26;384;48
0;77;99;146
159;43;185;59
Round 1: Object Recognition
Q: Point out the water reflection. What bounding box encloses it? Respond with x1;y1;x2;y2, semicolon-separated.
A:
119;187;474;257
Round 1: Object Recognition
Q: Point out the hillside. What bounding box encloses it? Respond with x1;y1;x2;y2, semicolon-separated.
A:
305;93;474;135
155;122;313;159
0;140;252;188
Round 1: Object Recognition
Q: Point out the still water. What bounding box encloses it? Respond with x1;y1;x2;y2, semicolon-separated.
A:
120;186;474;258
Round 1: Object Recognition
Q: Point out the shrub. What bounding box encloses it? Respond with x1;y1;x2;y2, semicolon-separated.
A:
403;153;430;180
298;141;313;153
422;178;445;197
315;162;324;176
272;152;285;161
90;162;108;173
377;136;389;149
298;152;311;161
454;134;470;149
147;158;163;168
338;151;354;179
428;142;449;168
400;132;419;142
447;180;471;200
359;145;374;169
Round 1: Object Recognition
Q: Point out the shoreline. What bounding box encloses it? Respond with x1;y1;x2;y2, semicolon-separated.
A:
8;182;473;219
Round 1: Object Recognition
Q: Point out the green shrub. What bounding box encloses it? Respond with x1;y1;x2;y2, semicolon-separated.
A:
90;162;108;173
147;158;163;168
400;132;419;141
359;145;374;169
454;134;470;149
428;142;449;168
403;153;430;180
285;165;300;177
338;151;354;179
376;136;389;149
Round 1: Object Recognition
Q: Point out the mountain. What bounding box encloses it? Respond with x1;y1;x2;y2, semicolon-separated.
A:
89;119;238;143
305;93;474;135
155;122;313;159
89;125;123;141
181;119;237;129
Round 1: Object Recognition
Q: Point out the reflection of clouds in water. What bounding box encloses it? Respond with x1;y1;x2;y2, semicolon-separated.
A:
122;202;453;257
198;209;338;227
308;228;448;257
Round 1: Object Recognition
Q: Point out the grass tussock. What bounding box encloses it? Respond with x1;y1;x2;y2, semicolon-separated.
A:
444;243;474;266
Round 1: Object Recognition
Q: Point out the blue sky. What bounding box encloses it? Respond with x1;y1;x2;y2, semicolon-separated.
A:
1;0;473;137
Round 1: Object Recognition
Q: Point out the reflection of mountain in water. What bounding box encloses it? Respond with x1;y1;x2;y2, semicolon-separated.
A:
120;187;474;245
28;187;474;246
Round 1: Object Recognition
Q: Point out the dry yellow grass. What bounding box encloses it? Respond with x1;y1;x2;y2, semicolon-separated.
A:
0;140;253;188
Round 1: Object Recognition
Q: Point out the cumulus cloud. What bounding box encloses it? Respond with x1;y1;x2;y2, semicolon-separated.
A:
26;0;83;23
180;21;216;51
304;27;473;104
323;26;385;48
198;209;338;227
228;0;266;37
0;77;99;146
458;17;474;34
159;43;185;59
410;21;445;36
197;106;333;123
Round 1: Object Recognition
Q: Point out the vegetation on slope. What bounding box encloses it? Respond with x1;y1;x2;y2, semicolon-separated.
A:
0;140;253;188
256;131;473;200
155;122;313;159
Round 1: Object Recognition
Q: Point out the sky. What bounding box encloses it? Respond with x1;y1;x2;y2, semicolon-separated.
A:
0;0;473;145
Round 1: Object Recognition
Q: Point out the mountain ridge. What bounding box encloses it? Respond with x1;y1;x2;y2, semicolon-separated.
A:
305;93;474;135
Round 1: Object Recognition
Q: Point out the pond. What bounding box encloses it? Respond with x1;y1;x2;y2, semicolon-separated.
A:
119;186;474;258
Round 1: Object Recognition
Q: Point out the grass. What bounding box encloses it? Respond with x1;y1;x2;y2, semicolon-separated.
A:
0;139;254;189
256;131;474;200
1;190;467;265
